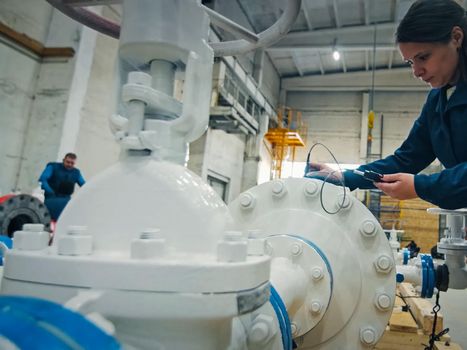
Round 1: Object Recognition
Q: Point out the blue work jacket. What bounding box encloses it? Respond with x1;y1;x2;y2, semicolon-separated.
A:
344;81;467;209
39;162;85;197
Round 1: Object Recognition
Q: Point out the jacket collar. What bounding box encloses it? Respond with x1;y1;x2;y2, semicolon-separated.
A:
436;80;467;113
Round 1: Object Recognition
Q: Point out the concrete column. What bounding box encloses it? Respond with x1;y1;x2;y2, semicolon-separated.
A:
241;113;269;191
253;49;264;88
57;9;100;159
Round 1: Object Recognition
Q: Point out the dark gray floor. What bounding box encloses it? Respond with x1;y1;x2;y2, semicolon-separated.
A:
430;288;467;348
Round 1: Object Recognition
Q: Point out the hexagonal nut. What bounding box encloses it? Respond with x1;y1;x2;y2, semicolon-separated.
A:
360;220;377;238
58;235;93;256
360;327;376;345
239;192;256;210
290;243;303;256
335;193;352;210
217;239;248;263
311;267;324;281
290;322;300;336
13;230;49;251
248;238;266;256
309;300;323;315
374;255;394;274
271;180;287;197
248;314;277;346
131;237;166;260
375;293;392;311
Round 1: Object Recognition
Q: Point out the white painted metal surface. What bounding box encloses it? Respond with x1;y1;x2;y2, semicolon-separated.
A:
229;178;396;349
1;1;398;349
428;208;467;290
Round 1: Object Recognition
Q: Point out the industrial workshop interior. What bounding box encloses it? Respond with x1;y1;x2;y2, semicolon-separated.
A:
1;0;467;349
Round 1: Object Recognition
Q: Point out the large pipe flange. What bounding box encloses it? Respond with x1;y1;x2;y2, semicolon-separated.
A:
0;195;51;237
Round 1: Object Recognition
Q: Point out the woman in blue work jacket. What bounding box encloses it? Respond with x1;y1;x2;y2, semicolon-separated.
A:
313;0;467;210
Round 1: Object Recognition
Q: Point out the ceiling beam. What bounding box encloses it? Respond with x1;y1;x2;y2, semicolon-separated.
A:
267;44;396;52
291;52;304;76
282;67;428;92
365;50;369;71
270;22;397;50
341;52;347;73
332;0;341;28
317;52;325;75
363;0;370;25
393;0;400;21
302;0;313;30
62;0;121;5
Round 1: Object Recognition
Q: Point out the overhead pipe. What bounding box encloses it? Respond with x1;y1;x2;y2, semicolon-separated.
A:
46;0;302;57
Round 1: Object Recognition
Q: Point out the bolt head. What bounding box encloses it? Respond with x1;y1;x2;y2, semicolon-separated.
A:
336;193;352;210
248;314;276;346
290;322;300;336
360;220;376;238
249;322;269;344
360;327;376;345
271;180;286;196
375;293;392;311
375;255;394;274
310;300;322;314
290;243;303;256
304;181;319;196
239;193;255;209
311;267;324;281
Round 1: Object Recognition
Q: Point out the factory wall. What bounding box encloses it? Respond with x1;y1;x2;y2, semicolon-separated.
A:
285;90;429;168
188;129;245;203
0;0;54;194
17;9;90;193
261;53;281;107
0;2;122;194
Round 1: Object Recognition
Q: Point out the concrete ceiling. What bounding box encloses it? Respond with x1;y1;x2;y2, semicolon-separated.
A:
63;0;466;92
212;0;417;78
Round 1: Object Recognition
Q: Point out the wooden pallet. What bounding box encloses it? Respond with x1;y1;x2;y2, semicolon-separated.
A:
375;283;462;350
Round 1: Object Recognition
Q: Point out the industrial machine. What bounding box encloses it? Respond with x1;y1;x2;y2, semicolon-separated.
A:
0;1;401;349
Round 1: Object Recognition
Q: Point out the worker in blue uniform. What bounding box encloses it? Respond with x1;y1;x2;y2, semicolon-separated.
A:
38;153;85;220
311;0;467;210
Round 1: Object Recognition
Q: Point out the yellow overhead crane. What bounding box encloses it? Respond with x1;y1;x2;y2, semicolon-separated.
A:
264;107;307;179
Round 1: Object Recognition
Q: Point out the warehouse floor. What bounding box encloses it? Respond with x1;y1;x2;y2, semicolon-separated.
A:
432;288;467;348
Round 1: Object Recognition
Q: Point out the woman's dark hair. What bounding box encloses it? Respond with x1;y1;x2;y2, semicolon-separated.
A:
396;0;467;81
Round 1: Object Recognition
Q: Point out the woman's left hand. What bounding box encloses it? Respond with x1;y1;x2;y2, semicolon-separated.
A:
374;173;418;200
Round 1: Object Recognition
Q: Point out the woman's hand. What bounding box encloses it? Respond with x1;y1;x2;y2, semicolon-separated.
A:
375;173;418;200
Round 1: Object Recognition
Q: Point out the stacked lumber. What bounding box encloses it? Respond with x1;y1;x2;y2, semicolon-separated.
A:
380;196;439;253
376;283;462;350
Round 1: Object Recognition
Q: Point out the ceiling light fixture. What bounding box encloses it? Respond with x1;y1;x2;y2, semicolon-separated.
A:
332;49;340;61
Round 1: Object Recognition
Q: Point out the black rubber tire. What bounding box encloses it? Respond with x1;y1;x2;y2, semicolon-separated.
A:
0;194;51;237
